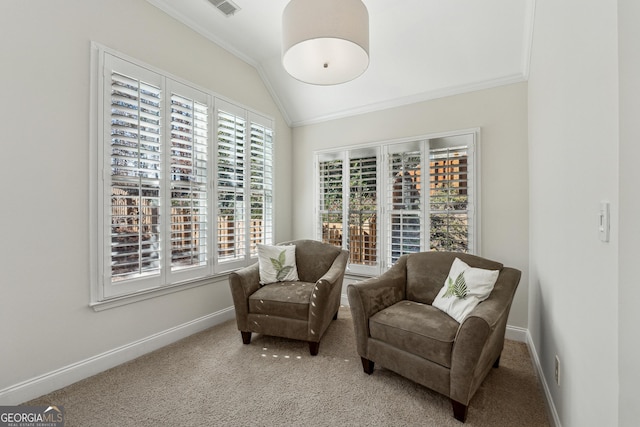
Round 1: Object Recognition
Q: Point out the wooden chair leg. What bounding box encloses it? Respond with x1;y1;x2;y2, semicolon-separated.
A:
451;399;468;423
308;341;320;356
360;357;374;374
241;331;251;344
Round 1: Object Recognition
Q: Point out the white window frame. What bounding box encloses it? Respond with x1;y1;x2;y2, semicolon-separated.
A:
314;129;480;274
89;43;274;309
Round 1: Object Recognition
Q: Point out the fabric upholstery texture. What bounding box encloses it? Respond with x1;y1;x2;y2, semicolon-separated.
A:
369;300;459;368
249;281;315;320
347;251;520;422
229;240;349;354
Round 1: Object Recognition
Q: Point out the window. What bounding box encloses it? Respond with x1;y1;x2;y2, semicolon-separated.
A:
215;101;273;270
318;154;344;248
92;46;273;304
348;149;378;268
387;142;422;265
316;132;477;273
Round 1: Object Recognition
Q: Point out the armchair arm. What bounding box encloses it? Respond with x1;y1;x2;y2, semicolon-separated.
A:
308;250;349;339
450;267;521;405
347;256;408;356
316;249;350;289
228;263;261;331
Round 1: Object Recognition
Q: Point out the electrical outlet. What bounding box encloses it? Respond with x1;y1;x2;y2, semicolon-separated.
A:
554;355;560;386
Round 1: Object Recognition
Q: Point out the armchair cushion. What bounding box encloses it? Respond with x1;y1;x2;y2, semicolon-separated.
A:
432;258;500;323
369;300;459;368
249;281;315;321
257;244;299;285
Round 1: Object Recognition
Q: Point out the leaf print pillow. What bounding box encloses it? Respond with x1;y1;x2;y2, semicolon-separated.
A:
257;244;300;285
432;258;499;323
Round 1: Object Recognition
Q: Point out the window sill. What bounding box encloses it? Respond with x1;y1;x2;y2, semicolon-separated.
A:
90;274;229;312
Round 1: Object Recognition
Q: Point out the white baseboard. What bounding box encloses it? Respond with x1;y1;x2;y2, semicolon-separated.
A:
525;330;562;427
341;294;350;307
505;325;528;342
0;307;235;405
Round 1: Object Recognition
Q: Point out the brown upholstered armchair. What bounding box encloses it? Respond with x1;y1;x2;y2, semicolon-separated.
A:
229;239;349;355
347;251;521;422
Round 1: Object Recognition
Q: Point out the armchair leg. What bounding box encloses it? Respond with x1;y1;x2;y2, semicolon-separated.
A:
360;357;374;374
493;355;501;368
451;399;468;423
308;341;320;356
241;331;251;344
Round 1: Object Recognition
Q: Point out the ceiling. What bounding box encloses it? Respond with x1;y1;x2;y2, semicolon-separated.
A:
147;0;534;127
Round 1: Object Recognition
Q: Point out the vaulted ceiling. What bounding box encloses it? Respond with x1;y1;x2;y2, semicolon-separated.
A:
147;0;534;126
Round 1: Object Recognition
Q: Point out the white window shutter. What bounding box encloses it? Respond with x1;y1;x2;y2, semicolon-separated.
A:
216;105;247;264
386;146;423;266
318;155;344;248
167;83;210;280
249;119;274;255
94;47;275;303
108;67;163;291
348;149;379;270
428;135;474;253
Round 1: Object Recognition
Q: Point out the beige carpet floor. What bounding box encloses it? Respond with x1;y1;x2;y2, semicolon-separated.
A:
26;307;550;426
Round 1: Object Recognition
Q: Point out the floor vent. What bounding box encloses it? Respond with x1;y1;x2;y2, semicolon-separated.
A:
207;0;240;17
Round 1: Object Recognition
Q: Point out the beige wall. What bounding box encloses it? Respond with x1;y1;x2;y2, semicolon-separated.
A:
619;0;640;424
0;0;292;402
528;0;620;425
291;82;529;329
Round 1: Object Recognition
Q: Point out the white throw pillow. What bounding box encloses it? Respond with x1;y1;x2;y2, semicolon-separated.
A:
432;257;500;323
257;244;300;285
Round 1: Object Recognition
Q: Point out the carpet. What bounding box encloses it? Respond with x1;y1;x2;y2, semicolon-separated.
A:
26;307;550;426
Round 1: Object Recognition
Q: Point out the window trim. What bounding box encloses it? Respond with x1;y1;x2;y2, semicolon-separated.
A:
89;42;275;310
314;128;481;274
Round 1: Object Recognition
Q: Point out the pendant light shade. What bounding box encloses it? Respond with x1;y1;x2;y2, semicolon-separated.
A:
282;0;369;85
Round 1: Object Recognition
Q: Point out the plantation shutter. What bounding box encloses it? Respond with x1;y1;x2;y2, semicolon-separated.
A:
168;83;210;277
386;142;424;266
107;61;163;291
318;154;344;248
94;47;278;304
428;135;474;253
348;148;378;269
216;102;246;263
249;115;274;256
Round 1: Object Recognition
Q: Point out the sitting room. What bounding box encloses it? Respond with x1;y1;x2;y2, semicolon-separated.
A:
0;1;638;426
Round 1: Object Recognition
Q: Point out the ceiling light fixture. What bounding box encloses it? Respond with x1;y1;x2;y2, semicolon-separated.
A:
282;0;369;85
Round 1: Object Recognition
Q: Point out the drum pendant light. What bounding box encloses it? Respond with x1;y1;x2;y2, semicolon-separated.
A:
282;0;369;85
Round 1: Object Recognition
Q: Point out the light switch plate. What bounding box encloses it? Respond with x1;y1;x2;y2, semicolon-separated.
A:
599;202;610;242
